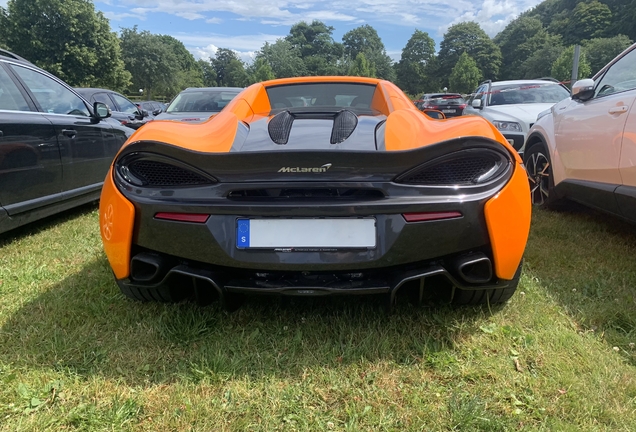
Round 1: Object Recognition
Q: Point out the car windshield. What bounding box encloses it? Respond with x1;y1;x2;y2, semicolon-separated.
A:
166;90;241;113
428;95;465;104
488;83;570;106
266;83;377;110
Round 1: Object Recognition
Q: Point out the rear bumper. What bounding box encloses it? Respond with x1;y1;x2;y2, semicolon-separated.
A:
116;249;519;304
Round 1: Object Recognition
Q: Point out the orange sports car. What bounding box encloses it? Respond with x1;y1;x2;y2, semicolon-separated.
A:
99;76;531;310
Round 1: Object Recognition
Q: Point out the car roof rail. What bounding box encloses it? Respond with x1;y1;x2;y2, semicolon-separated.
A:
534;77;560;83
0;48;31;63
478;79;492;86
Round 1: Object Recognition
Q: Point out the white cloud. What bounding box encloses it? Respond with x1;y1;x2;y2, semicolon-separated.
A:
174;33;284;63
103;11;144;21
206;17;223;24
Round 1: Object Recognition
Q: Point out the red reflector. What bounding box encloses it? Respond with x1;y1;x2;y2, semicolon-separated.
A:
155;212;209;223
459;104;467;109
402;211;462;222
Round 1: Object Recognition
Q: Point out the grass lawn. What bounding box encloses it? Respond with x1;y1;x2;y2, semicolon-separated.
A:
0;203;635;431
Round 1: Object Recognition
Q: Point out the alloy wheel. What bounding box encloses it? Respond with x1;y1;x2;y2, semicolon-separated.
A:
527;150;551;206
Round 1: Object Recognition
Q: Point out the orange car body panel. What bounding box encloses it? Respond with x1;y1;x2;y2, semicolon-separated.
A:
484;164;532;279
103;76;530;281
100;167;135;279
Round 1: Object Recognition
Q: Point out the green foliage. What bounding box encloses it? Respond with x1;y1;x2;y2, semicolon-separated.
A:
247;57;275;84
495;16;550;80
583;35;633;75
551;45;592;82
449;52;482;94
342;25;394;81
519;35;565;79
0;0;130;90
285;20;344;75
197;59;217;87
256;39;307;78
564;0;612;44
120;26;181;99
395;29;436;95
157;35;204;91
212;48;249;87
438;22;502;84
347;52;376;77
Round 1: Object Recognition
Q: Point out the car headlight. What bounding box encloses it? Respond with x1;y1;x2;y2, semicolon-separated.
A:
492;120;522;132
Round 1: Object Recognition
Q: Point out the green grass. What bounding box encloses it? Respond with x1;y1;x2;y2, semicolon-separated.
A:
1;203;635;431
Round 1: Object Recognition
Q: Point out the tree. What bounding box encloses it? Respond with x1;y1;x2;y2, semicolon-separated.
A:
0;0;130;90
157;35;203;91
212;48;248;87
495;16;549;79
285;20;344;75
120;27;181;99
563;0;612;44
438;22;502;84
347;53;375;77
551;45;592;83
519;35;565;79
248;57;275;83
395;30;436;95
449;52;482;94
583;35;633;75
342;25;394;81
256;39;307;78
197;59;217;87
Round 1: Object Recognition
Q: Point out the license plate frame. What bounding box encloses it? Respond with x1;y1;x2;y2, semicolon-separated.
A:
236;218;377;250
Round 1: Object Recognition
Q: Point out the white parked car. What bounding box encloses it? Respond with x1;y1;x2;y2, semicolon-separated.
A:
463;79;571;154
524;42;636;221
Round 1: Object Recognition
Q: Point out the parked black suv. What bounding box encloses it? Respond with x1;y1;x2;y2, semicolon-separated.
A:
0;50;131;234
75;88;150;129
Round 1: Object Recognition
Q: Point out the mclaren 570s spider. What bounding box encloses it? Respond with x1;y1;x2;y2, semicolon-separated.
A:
99;76;531;310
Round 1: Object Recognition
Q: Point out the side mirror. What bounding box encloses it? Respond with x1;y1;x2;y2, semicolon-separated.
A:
571;79;595;101
471;99;482;109
93;102;111;119
152;108;161;116
422;109;446;120
142;109;149;118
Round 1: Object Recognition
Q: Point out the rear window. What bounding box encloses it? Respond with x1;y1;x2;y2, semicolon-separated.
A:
266;83;376;110
167;90;241;113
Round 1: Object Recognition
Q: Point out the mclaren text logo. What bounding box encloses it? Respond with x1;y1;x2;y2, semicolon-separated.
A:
278;163;332;173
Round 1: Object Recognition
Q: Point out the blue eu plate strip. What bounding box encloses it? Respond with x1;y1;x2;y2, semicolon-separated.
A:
236;219;250;248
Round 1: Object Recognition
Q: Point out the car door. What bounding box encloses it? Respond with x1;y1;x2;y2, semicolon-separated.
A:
0;63;62;215
9;63;109;193
556;48;636;189
111;92;144;124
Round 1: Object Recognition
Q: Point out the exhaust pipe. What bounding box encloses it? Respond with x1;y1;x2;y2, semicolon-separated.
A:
453;253;493;284
130;252;172;283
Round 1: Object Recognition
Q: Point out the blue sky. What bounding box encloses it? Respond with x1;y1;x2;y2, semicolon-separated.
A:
4;0;545;62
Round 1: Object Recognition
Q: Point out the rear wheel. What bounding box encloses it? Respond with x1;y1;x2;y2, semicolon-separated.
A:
452;261;522;305
524;143;559;207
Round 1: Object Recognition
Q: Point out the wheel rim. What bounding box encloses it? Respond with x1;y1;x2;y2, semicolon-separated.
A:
527;150;551;206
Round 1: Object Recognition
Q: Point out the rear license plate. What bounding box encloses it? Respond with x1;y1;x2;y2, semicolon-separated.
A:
442;109;456;113
236;218;376;249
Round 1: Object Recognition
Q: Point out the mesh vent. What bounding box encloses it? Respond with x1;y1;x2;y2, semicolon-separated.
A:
268;110;294;144
127;160;213;186
331;110;358;144
399;154;503;185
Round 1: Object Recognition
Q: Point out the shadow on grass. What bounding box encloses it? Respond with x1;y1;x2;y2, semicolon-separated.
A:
525;203;636;364
0;202;98;247
0;255;503;386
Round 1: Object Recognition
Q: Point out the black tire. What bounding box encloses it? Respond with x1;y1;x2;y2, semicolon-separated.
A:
523;142;560;208
452;261;522;305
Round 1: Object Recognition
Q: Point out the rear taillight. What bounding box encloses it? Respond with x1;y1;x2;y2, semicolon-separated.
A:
155;213;209;223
